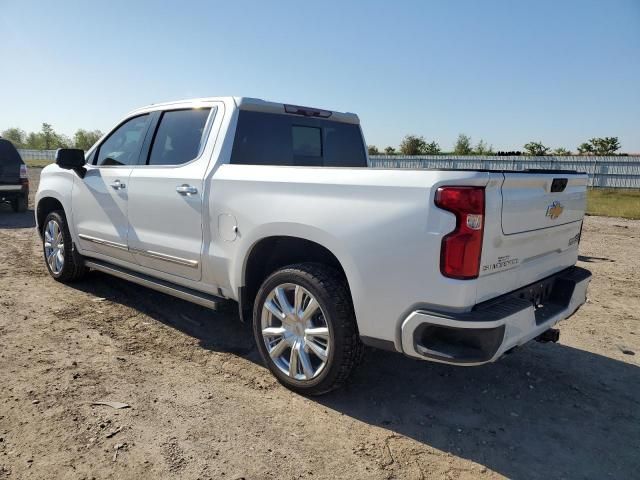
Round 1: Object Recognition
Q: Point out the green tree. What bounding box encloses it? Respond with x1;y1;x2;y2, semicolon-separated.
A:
74;129;102;150
25;131;43;149
453;134;472;155
367;145;379;155
35;123;73;149
0;128;27;148
474;139;494;155
577;142;594;155
399;135;428;155
588;137;620;155
523;141;550;156
424;141;441;155
56;134;73;149
552;147;571;156
384;146;396;155
41;123;56;149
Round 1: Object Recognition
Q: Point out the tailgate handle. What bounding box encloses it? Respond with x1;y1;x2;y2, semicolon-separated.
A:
551;178;568;192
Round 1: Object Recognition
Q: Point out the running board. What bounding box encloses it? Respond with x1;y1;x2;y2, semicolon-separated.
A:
84;259;224;310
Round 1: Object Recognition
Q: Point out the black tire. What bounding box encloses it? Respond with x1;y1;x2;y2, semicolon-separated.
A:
42;210;86;282
12;195;27;213
253;263;363;395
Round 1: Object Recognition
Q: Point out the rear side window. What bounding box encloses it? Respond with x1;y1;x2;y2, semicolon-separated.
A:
230;111;366;167
148;108;211;166
96;114;150;166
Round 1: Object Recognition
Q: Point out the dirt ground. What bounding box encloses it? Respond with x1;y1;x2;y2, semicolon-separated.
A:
1;169;638;480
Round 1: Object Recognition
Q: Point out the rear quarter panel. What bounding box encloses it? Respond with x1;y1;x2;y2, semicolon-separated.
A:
207;165;491;347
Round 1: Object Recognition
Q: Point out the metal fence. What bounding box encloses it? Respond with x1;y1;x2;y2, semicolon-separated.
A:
370;155;640;189
16;149;640;189
18;149;57;163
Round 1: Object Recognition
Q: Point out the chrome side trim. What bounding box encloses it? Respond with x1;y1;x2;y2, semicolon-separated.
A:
78;234;128;251
130;248;199;268
84;260;221;309
78;234;198;268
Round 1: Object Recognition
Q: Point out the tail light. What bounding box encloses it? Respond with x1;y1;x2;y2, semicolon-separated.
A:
20;164;29;187
435;186;485;279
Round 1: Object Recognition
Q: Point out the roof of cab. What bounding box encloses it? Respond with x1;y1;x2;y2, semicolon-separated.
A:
128;97;360;124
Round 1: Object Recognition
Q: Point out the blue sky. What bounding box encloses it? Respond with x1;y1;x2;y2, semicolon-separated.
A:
1;0;639;152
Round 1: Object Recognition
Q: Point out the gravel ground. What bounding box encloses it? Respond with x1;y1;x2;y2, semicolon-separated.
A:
0;169;638;480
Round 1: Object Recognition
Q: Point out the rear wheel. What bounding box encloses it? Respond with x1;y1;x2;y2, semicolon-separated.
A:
42;210;86;282
253;263;363;395
12;195;27;212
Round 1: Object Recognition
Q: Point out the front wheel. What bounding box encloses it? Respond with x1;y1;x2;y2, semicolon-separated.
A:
253;263;363;395
42;210;86;282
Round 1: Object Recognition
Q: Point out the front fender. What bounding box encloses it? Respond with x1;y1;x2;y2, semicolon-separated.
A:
35;165;76;237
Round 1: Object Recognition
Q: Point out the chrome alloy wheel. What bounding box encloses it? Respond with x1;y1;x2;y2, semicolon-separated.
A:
44;219;65;275
261;283;331;381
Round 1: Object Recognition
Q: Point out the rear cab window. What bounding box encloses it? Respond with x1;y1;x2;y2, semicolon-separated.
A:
230;110;367;167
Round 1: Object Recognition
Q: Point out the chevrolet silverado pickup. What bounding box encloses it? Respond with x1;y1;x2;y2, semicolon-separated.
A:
35;97;591;394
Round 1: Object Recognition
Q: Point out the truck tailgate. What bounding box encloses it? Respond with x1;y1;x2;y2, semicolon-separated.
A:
476;171;588;304
501;172;588;234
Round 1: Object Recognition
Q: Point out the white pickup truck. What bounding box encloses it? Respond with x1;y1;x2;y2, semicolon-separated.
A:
36;97;591;394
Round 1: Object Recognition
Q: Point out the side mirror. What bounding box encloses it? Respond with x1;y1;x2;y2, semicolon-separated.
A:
56;148;85;169
55;148;86;177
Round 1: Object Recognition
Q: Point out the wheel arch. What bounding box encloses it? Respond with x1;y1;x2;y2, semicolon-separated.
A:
238;235;356;323
36;196;66;237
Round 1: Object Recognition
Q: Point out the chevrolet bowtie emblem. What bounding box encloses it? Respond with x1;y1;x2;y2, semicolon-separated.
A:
546;201;564;220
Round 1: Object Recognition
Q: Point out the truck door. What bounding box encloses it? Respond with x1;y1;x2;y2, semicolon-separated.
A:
126;106;216;282
72;114;152;264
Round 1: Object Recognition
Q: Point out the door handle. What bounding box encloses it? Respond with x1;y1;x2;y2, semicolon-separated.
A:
176;184;198;195
110;180;126;190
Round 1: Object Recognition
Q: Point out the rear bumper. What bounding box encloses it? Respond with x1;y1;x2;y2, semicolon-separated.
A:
400;266;591;365
0;184;28;200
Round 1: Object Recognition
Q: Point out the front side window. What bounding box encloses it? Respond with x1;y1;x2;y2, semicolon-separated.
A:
147;108;211;166
95;114;150;166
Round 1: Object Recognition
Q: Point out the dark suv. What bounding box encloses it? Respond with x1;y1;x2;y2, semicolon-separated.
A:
0;138;29;212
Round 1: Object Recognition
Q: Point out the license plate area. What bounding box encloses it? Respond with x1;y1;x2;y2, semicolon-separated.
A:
517;279;556;310
515;275;575;325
